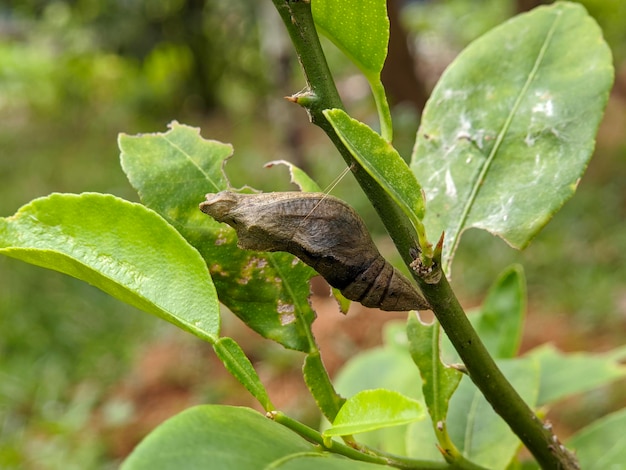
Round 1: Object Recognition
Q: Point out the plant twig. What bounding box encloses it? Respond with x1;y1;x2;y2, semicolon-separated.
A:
270;1;580;469
411;245;579;470
269;411;450;470
271;0;418;263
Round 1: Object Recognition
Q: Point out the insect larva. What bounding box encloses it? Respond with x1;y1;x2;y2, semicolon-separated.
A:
199;191;429;312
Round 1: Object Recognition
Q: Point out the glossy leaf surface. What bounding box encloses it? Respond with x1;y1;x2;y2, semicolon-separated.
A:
332;322;430;457
528;344;626;406
312;0;392;139
304;352;346;422
312;0;388;79
447;359;540;469
568;408;626;469
0;193;219;342
121;406;316;469
325;109;428;248
324;389;424;437
273;454;388;469
411;3;614;271
407;314;462;456
213;337;273;411
472;265;525;359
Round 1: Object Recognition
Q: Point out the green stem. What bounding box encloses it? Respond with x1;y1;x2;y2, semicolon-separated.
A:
370;78;393;142
303;351;345;422
271;0;417;265
271;0;342;123
270;411;450;470
412;260;579;470
271;1;580;469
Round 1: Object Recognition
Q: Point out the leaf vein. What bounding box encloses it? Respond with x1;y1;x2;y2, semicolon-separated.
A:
446;10;563;271
160;134;222;191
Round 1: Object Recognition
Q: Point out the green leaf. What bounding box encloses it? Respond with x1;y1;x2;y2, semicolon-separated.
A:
312;0;388;78
331;322;425;456
567;408;626;469
324;389;424;437
411;3;614;271
439;265;526;365
0;193;219;342
334;322;422;400
331;286;351;314
121;405;317;469
324;109;429;251
312;0;392;140
119;122;317;352
303;352;346;422
272;455;388;469
213;337;273;411
474;265;525;359
405;421;445;462
407;315;462;457
527;343;626;406
264;160;323;192
447;359;540;469
405;274;527;464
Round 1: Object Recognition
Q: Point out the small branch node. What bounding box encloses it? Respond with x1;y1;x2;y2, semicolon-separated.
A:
410;255;442;284
287;89;319;108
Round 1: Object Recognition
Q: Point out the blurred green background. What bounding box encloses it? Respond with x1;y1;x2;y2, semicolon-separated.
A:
1;1;625;468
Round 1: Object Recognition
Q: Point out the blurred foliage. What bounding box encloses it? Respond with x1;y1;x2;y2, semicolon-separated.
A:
577;0;626;62
1;0;625;468
0;259;157;469
403;0;626;74
0;0;270;119
403;0;511;51
400;0;626;330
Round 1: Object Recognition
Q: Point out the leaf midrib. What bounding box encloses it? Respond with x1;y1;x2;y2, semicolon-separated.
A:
160;134;223;192
446;9;563;272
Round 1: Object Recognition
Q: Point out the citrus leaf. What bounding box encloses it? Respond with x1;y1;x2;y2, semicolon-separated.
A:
411;3;614;271
331;322;424;456
411;266;525;462
303;352;346;422
0;193;219;342
405;421;446;462
312;0;388;80
407;314;462;456
312;0;392;140
527;344;626;406
273;454;389;469
568;408;626;470
447;358;540;469
213;337;273;411
473;265;525;359
331;286;351;314
119;122;317;352
264;160;323;192
121;405;317;469
324;109;428;250
324;389;424;437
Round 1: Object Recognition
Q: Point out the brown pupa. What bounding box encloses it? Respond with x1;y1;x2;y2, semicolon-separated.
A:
200;191;428;312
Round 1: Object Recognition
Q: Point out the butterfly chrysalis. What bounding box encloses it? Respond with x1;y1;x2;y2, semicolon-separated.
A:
200;191;429;312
